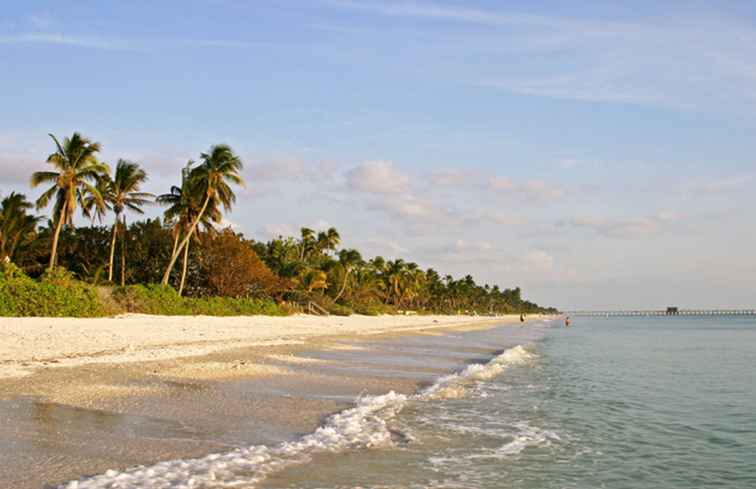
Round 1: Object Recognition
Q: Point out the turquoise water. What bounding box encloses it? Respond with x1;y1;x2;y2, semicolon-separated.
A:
265;316;756;488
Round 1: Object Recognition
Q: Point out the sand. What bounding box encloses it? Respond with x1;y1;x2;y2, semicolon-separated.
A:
0;313;519;378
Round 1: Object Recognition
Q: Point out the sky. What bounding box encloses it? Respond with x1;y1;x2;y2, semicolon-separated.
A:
1;0;755;310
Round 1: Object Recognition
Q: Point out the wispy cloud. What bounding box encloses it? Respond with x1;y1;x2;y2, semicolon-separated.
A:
0;32;263;51
559;212;681;239
0;33;127;50
330;1;756;112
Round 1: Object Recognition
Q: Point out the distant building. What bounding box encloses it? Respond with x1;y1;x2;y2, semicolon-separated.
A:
666;307;679;315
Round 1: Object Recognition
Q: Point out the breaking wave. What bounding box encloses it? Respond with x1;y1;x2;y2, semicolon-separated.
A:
59;345;537;489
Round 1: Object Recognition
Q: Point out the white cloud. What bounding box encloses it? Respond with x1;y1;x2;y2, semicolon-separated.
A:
0;33;262;51
372;194;435;219
430;169;474;186
524;250;554;273
488;177;564;203
0;33;127;50
247;157;337;182
346;160;410;194
560;212;680;239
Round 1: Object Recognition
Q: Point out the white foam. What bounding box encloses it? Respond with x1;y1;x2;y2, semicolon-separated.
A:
420;345;536;399
59;345;536;489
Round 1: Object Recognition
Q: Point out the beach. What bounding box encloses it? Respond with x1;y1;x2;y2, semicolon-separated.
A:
0;313;544;488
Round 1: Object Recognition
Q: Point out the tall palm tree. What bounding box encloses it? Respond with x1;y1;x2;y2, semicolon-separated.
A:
31;133;109;270
316;227;341;255
334;248;362;302
0;192;42;263
160;145;242;287
298;227;316;261
102;160;153;285
158;163;221;295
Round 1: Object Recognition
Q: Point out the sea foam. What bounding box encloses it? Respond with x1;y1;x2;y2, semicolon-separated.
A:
59;344;536;489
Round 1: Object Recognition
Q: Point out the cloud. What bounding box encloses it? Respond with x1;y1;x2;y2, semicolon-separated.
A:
0;33;262;51
329;0;552;27
524;250;554;273
488;177;564;203
247;157;337;182
430;169;475;186
697;175;753;194
333;1;756;112
0;33;127;50
559;212;680;239
346;160;409;194
259;223;296;239
370;193;436;219
489;176;515;191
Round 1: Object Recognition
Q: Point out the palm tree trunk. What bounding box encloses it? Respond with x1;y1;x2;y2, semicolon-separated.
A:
120;215;127;287
170;227;180;261
178;239;190;296
161;193;210;286
334;269;350;302
107;216;118;282
48;202;67;270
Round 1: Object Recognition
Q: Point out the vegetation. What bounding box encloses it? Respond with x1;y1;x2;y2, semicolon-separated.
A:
1;131;557;318
0;263;108;317
112;284;284;316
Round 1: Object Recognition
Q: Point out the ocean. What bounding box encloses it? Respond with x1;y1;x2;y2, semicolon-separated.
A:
60;316;756;488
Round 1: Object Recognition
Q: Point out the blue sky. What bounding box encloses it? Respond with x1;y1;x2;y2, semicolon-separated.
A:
2;0;755;309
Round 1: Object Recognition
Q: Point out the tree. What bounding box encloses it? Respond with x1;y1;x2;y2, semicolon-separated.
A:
161;145;243;287
298;227;316;261
100;160;152;285
199;229;290;298
334;248;362;302
157;161;221;295
31;133;109;270
0;192;41;263
316;227;341;255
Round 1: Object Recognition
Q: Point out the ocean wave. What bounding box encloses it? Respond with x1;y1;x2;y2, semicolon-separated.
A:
59;345;536;489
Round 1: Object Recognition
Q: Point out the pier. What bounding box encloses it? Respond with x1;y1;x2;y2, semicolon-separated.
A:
565;309;756;317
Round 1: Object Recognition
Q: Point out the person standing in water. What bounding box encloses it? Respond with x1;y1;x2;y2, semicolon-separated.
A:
565;316;571;327
520;313;525;323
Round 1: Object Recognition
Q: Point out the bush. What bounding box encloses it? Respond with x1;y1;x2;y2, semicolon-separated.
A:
113;284;287;316
0;264;109;317
352;302;395;316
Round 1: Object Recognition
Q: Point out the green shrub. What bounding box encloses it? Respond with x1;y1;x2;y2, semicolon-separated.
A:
0;264;108;317
113;284;287;316
352;302;395;316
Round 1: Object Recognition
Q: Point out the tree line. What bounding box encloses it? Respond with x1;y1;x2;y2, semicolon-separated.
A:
1;132;556;316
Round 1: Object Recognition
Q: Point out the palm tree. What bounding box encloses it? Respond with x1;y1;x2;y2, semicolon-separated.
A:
157;161;221;295
160;145;243;287
0;192;42;263
102;160;153;285
316;227;341;255
385;259;406;306
298;227;316;261
334;248;362;302
31;133;109;270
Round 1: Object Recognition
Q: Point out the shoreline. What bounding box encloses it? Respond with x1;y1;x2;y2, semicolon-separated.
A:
0;315;551;489
0;313;535;379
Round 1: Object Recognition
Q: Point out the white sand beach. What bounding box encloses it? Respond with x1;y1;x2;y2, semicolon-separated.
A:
0;313;526;378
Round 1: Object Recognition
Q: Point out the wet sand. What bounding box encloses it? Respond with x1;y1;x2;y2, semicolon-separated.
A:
0;316;546;489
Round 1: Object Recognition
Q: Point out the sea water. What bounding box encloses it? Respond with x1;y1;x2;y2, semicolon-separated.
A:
60;317;756;488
